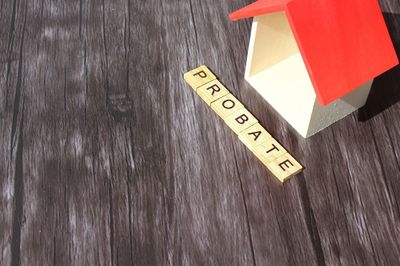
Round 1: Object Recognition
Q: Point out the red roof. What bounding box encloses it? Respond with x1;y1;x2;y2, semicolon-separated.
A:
230;0;399;105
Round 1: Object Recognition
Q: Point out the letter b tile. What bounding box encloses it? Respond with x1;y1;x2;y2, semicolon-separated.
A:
224;108;258;135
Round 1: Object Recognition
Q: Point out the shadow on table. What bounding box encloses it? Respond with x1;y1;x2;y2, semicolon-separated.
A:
358;12;400;122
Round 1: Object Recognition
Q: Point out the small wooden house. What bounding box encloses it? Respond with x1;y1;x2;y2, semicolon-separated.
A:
230;0;398;137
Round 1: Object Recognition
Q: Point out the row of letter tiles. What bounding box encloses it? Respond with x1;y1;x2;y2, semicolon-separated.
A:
184;66;303;182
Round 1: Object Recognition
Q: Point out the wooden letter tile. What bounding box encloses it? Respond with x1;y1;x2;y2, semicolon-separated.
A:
224;108;258;135
239;123;272;151
184;65;216;90
253;138;287;165
267;153;303;182
211;93;244;119
197;80;230;105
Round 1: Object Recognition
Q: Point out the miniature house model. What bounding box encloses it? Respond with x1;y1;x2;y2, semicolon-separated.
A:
230;0;398;137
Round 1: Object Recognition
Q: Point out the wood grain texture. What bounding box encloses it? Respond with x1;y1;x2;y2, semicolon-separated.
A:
0;0;399;265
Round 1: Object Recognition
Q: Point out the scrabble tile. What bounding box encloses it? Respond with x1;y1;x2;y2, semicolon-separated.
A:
239;123;272;151
253;138;287;164
267;153;303;182
197;80;230;105
211;93;244;119
224;108;258;135
184;65;216;90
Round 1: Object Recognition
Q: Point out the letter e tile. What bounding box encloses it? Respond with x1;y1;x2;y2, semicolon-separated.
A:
267;153;303;182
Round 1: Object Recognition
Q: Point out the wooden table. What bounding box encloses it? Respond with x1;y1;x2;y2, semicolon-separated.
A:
1;0;399;265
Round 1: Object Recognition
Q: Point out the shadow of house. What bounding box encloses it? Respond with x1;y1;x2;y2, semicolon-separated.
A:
358;12;400;121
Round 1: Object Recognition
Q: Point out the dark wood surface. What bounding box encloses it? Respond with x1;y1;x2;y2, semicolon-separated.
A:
1;0;399;265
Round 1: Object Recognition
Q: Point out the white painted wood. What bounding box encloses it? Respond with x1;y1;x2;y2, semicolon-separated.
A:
245;13;372;138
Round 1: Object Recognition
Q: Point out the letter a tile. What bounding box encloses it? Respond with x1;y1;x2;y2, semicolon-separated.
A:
239;123;272;151
224;108;258;135
184;65;216;90
197;80;230;105
211;93;244;119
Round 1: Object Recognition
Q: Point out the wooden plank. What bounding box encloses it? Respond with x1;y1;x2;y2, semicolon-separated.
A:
0;1;28;265
160;1;257;264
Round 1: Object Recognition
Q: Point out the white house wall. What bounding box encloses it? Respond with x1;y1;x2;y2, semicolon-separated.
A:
306;80;372;137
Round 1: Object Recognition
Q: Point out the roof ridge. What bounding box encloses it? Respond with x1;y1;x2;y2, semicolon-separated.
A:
229;0;292;21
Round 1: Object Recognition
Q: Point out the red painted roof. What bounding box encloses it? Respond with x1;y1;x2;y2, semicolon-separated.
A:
230;0;399;105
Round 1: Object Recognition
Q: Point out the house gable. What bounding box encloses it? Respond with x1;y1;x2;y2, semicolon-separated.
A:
246;12;298;77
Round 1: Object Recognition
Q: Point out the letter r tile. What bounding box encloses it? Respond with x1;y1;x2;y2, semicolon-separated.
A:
197;80;230;106
184;65;216;90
